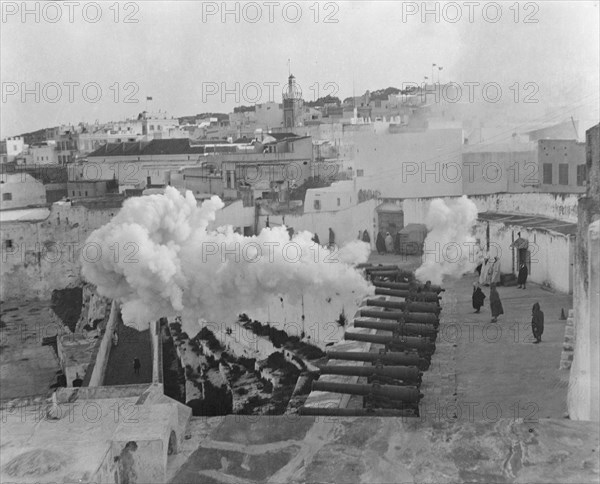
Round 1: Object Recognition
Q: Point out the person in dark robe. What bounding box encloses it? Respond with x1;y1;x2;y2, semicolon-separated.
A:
312;233;320;244
517;263;528;289
489;284;504;323
362;230;370;243
376;232;386;254
133;357;141;375
531;302;544;343
472;283;485;313
328;228;335;248
394;232;401;254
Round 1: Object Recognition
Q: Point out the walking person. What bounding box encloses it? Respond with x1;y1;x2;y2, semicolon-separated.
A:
133;357;141;376
311;233;320;244
531;302;544;343
472;283;485;313
112;330;119;347
517;262;528;289
489;284;504;323
328;227;335;249
376;231;386;254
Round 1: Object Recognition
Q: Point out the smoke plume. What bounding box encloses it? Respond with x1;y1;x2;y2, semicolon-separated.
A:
415;196;478;285
81;187;373;334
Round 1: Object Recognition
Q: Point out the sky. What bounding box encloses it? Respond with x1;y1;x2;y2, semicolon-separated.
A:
1;0;599;137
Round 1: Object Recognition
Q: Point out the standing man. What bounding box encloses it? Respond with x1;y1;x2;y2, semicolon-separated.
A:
517;262;528;289
531;302;544;343
328;228;335;248
133;357;141;376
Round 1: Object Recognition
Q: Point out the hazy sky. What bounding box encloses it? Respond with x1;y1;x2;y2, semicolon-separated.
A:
1;1;598;137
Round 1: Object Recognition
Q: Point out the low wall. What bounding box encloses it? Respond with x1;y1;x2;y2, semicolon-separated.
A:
88;300;119;387
151;320;163;384
403;192;579;225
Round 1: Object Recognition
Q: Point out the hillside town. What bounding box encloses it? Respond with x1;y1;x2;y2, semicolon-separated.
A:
1;2;599;484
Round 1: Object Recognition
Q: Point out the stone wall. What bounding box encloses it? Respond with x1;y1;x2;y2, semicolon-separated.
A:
1;202;117;300
568;124;600;421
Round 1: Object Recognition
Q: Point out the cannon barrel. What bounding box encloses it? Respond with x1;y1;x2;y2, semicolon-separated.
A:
364;265;404;272
344;332;435;353
365;298;440;314
359;309;439;325
374;287;440;302
298;406;417;417
374;281;444;294
312;381;422;402
327;351;428;369
354;319;438;337
319;364;421;382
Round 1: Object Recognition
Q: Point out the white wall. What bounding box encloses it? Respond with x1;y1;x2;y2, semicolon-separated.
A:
347;128;465;198
568;220;600;420
473;221;573;293
403;192;579;225
0;173;46;209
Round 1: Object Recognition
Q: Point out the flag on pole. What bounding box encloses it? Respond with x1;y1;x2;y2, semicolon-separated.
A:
146;96;153;101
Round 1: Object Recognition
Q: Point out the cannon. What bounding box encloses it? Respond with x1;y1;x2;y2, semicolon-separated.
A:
327;350;429;370
374;287;441;302
298;406;417;417
312;381;423;403
365;298;440;314
344;332;435;354
373;280;444;294
359;308;439;325
354;319;438;338
364;265;404;272
319;364;421;383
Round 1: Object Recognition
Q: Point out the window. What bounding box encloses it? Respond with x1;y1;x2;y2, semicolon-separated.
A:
314;199;321;210
357;169;364;177
4;239;13;249
85;191;88;196
337;198;341;206
543;163;552;184
2;193;12;201
577;165;587;186
559;164;568;185
72;191;75;196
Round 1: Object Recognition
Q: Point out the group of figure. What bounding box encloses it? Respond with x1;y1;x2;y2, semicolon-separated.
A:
357;229;371;243
312;228;337;249
472;270;543;344
374;231;401;255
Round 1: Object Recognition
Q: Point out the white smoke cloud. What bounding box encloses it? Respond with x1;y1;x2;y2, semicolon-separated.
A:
415;196;479;285
81;187;373;334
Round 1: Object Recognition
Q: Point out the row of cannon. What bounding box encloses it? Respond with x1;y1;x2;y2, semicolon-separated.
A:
300;264;443;417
